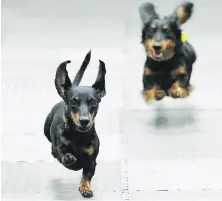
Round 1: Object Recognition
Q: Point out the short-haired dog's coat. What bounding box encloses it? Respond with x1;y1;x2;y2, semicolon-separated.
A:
139;1;196;102
44;51;106;198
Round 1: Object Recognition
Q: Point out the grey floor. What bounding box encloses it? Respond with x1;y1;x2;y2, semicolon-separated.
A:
1;0;222;200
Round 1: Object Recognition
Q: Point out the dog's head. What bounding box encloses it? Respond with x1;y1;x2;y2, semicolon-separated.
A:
139;1;194;61
55;51;106;132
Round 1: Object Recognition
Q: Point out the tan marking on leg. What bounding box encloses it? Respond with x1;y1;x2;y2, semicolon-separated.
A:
60;136;72;146
143;86;159;103
171;66;186;79
144;67;152;75
155;89;166;100
79;176;91;191
168;81;189;98
175;66;185;75
84;145;94;156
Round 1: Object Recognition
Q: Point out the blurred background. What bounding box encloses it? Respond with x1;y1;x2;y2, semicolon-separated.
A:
1;0;222;200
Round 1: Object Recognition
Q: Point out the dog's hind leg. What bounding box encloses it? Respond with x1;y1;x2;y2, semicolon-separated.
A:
168;65;191;98
44;112;53;142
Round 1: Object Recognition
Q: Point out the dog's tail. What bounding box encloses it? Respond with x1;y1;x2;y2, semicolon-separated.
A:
44;112;53;142
73;50;91;86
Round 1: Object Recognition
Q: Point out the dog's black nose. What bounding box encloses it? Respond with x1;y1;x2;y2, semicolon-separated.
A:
79;119;90;127
153;41;162;51
153;44;162;51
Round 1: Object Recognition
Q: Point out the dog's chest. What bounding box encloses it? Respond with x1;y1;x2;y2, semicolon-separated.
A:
60;136;94;157
150;61;174;73
148;61;178;89
72;143;94;157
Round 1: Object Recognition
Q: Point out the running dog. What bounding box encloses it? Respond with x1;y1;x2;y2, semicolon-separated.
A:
44;51;106;198
139;1;196;102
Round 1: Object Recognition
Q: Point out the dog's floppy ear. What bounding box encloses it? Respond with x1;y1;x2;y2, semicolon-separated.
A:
55;60;72;101
171;1;194;25
139;2;159;24
92;60;106;98
73;50;91;86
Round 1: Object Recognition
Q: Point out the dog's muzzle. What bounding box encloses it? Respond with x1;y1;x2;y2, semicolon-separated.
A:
75;116;93;132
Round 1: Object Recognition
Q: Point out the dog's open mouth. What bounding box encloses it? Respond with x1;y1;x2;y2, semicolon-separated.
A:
152;50;163;59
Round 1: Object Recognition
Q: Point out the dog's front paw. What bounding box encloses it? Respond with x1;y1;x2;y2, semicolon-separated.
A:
142;88;156;103
155;89;166;100
62;153;77;167
142;86;165;102
79;186;93;198
168;82;189;98
79;179;93;198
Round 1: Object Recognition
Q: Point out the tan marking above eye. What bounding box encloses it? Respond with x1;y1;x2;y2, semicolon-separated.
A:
151;23;156;29
163;24;169;30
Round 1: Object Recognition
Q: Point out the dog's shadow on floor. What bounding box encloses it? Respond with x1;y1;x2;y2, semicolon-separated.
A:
50;178;82;200
150;101;196;130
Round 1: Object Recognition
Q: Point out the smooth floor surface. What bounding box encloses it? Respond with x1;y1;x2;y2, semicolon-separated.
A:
1;0;222;200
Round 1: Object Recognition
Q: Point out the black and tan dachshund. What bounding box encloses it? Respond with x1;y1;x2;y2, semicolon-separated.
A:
139;1;196;103
44;51;106;198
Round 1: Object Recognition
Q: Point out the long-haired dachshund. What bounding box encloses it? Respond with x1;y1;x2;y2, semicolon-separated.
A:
139;1;196;102
44;51;106;198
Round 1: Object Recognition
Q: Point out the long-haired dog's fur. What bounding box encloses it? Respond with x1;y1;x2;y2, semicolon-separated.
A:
139;1;196;102
44;51;106;198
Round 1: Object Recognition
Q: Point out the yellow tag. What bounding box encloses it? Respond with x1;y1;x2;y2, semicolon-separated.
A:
181;32;187;42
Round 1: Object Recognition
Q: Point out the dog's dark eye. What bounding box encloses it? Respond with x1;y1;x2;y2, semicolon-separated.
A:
149;27;156;34
91;100;96;105
91;100;96;106
163;28;169;33
71;99;78;106
166;31;176;40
